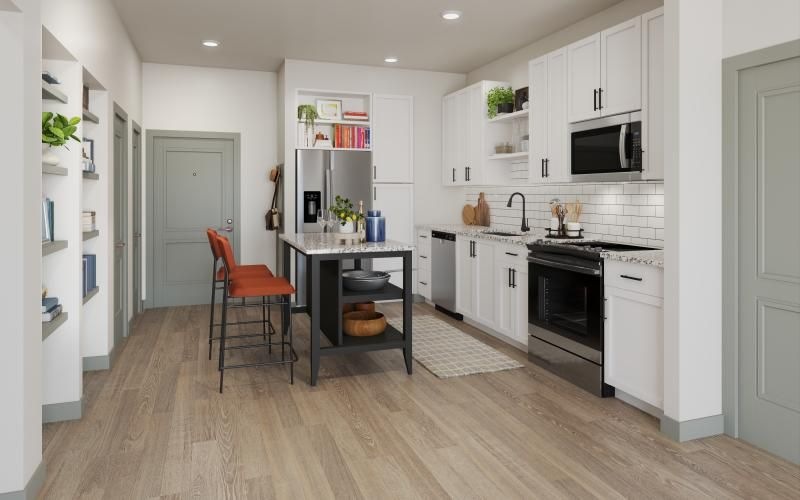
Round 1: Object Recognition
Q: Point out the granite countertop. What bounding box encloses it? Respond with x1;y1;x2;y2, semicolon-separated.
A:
280;233;415;255
601;249;664;268
417;224;663;268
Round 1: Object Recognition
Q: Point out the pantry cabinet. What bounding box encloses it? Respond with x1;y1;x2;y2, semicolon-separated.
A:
641;7;664;180
567;17;641;123
529;48;568;184
372;94;413;183
603;260;664;409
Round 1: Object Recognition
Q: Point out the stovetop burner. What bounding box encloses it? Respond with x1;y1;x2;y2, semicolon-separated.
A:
527;239;658;260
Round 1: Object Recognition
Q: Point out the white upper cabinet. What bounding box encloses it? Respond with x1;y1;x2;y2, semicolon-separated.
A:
442;92;459;185
641;8;664;180
600;17;642;117
567;33;602;123
567;18;642;123
529;48;568;183
373;94;413;183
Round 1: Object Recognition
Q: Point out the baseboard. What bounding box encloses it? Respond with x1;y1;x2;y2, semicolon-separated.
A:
82;344;116;372
42;397;84;424
660;413;724;442
615;389;663;419
0;461;46;500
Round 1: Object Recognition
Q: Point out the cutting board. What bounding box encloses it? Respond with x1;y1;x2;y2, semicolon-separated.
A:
461;204;476;225
475;192;490;227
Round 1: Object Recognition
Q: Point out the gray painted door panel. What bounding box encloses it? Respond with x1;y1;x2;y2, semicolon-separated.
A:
152;136;236;306
737;54;800;464
113;114;127;342
132;127;142;315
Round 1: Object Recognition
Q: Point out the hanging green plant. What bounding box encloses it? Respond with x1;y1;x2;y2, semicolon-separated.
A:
486;86;514;118
42;112;81;149
297;104;318;129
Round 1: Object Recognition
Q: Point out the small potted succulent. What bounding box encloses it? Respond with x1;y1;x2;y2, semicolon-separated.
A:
330;195;363;233
41;112;81;165
487;86;515;118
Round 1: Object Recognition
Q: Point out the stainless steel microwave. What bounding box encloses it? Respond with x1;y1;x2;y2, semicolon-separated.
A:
570;111;642;182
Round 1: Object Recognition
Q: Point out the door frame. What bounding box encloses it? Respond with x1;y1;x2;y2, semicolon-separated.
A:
721;39;800;437
132;121;143;316
113;103;129;340
145;130;241;309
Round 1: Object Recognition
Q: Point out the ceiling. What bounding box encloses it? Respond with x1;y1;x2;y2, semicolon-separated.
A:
111;0;622;74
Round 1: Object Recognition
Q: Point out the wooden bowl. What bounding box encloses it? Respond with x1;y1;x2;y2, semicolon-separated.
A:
342;302;375;314
343;311;387;337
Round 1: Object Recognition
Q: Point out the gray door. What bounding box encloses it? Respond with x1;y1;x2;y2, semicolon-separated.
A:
132;125;142;316
113;111;128;342
737;52;800;464
149;132;239;307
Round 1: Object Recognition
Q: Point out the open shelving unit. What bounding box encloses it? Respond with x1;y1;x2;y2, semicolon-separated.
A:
82;229;99;241
82;171;99;180
82;286;99;305
42;240;69;256
42;81;68;104
42;312;69;341
485;102;530;184
81;109;99;124
42;164;68;176
295;89;372;151
487;151;529;161
488;108;529;123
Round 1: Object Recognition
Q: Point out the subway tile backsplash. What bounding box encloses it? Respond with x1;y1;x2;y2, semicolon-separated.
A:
464;181;665;247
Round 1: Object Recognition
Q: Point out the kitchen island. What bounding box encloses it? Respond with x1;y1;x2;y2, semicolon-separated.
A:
280;233;415;385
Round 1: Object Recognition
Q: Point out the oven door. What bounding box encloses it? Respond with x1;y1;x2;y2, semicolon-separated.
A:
528;259;604;364
570;112;642;182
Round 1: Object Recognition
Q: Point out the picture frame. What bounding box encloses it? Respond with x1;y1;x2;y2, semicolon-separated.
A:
83;138;94;162
316;99;342;120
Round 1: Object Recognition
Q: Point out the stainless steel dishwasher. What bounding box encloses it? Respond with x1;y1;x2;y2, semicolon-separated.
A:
431;230;462;319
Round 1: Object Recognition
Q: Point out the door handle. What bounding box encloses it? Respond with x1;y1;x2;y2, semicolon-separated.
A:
134;232;142;238
216;226;234;233
115;241;126;248
593;89;598;111
618;124;628;170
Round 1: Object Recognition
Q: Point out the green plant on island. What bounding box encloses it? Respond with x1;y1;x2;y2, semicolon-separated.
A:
329;195;364;225
486;86;514;118
42;112;81;149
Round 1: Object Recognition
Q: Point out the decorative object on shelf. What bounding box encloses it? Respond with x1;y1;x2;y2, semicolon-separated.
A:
42;112;81;150
519;134;529;152
487;86;514;118
332;124;370;149
565;222;582;237
82;210;96;232
564;201;582;237
265;165;282;231
462;204;476;225
343;111;369;121
343;310;387;337
476;192;490;227
297;104;317;147
549;198;568;237
342;270;391;292
357;200;366;243
42;304;62;322
366;210;386;242
313;131;331;149
41;71;60;84
316;99;342;120
41;197;54;242
515;87;529;111
42;147;60;166
82;85;90;110
329;195;363;233
82;254;97;298
343;301;376;314
495;142;513;154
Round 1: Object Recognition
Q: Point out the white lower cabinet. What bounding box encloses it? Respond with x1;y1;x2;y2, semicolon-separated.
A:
455;238;474;317
604;261;664;409
416;229;431;299
495;250;529;345
456;237;496;328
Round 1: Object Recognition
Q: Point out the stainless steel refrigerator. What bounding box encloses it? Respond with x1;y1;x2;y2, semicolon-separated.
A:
295;149;372;306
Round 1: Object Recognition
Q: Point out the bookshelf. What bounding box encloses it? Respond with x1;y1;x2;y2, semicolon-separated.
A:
82;229;99;241
295;89;372;151
43;164;68;176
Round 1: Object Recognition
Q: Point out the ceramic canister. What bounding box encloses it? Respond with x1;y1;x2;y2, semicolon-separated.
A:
366;210;385;242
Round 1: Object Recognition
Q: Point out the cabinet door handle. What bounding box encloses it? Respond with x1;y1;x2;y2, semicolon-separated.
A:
373;165;377;179
620;274;643;282
593;89;598;111
465;166;471;182
541;159;545;178
505;252;518;257
373;187;376;201
508;268;512;288
420;255;428;259
419;281;428;286
452;168;456;182
545;158;549;178
598;88;603;110
511;269;516;288
420;235;428;239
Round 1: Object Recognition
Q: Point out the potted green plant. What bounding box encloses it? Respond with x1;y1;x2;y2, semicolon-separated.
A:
297;104;318;147
330;195;364;233
41;112;81;165
486;86;515;118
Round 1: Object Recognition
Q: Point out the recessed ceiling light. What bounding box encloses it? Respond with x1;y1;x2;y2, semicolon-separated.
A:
202;40;220;48
441;10;462;21
384;57;399;63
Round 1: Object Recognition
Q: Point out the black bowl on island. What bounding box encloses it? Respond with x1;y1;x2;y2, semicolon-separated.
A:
342;270;391;292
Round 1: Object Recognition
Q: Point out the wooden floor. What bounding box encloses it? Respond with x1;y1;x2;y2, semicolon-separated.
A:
41;303;799;499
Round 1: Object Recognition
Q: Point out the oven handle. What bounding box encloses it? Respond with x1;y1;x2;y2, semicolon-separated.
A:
618;123;628;169
528;256;602;276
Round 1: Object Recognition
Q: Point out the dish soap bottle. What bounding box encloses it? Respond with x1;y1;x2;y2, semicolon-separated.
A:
357;200;366;243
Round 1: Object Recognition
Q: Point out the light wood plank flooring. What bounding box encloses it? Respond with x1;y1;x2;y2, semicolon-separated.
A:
41;303;799;499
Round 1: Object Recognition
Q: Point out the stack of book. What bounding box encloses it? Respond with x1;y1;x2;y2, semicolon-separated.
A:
41;198;55;242
82;211;96;232
42;296;62;322
343;111;369;122
82;254;97;297
333;125;370;149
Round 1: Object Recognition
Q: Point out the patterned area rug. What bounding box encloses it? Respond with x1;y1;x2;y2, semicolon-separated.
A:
388;315;523;379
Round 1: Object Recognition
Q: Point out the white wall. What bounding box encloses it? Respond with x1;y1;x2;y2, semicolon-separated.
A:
467;0;663;88
282;59;467;240
723;0;800;58
0;0;42;494
662;0;723;425
143;63;279;270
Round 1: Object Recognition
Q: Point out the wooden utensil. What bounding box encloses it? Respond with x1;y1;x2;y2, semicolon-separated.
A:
462;204;476;225
476;192;491;227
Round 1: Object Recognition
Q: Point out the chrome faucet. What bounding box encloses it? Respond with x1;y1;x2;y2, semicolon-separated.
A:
506;192;530;232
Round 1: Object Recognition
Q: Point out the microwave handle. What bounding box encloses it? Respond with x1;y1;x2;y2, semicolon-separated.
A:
618;123;628;169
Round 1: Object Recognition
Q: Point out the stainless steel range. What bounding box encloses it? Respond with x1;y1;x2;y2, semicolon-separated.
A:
526;240;656;397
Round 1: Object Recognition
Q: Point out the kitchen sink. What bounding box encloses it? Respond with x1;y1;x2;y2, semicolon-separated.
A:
483;231;523;237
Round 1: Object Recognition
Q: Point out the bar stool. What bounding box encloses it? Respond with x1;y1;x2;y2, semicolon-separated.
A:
216;234;296;392
206;229;274;360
